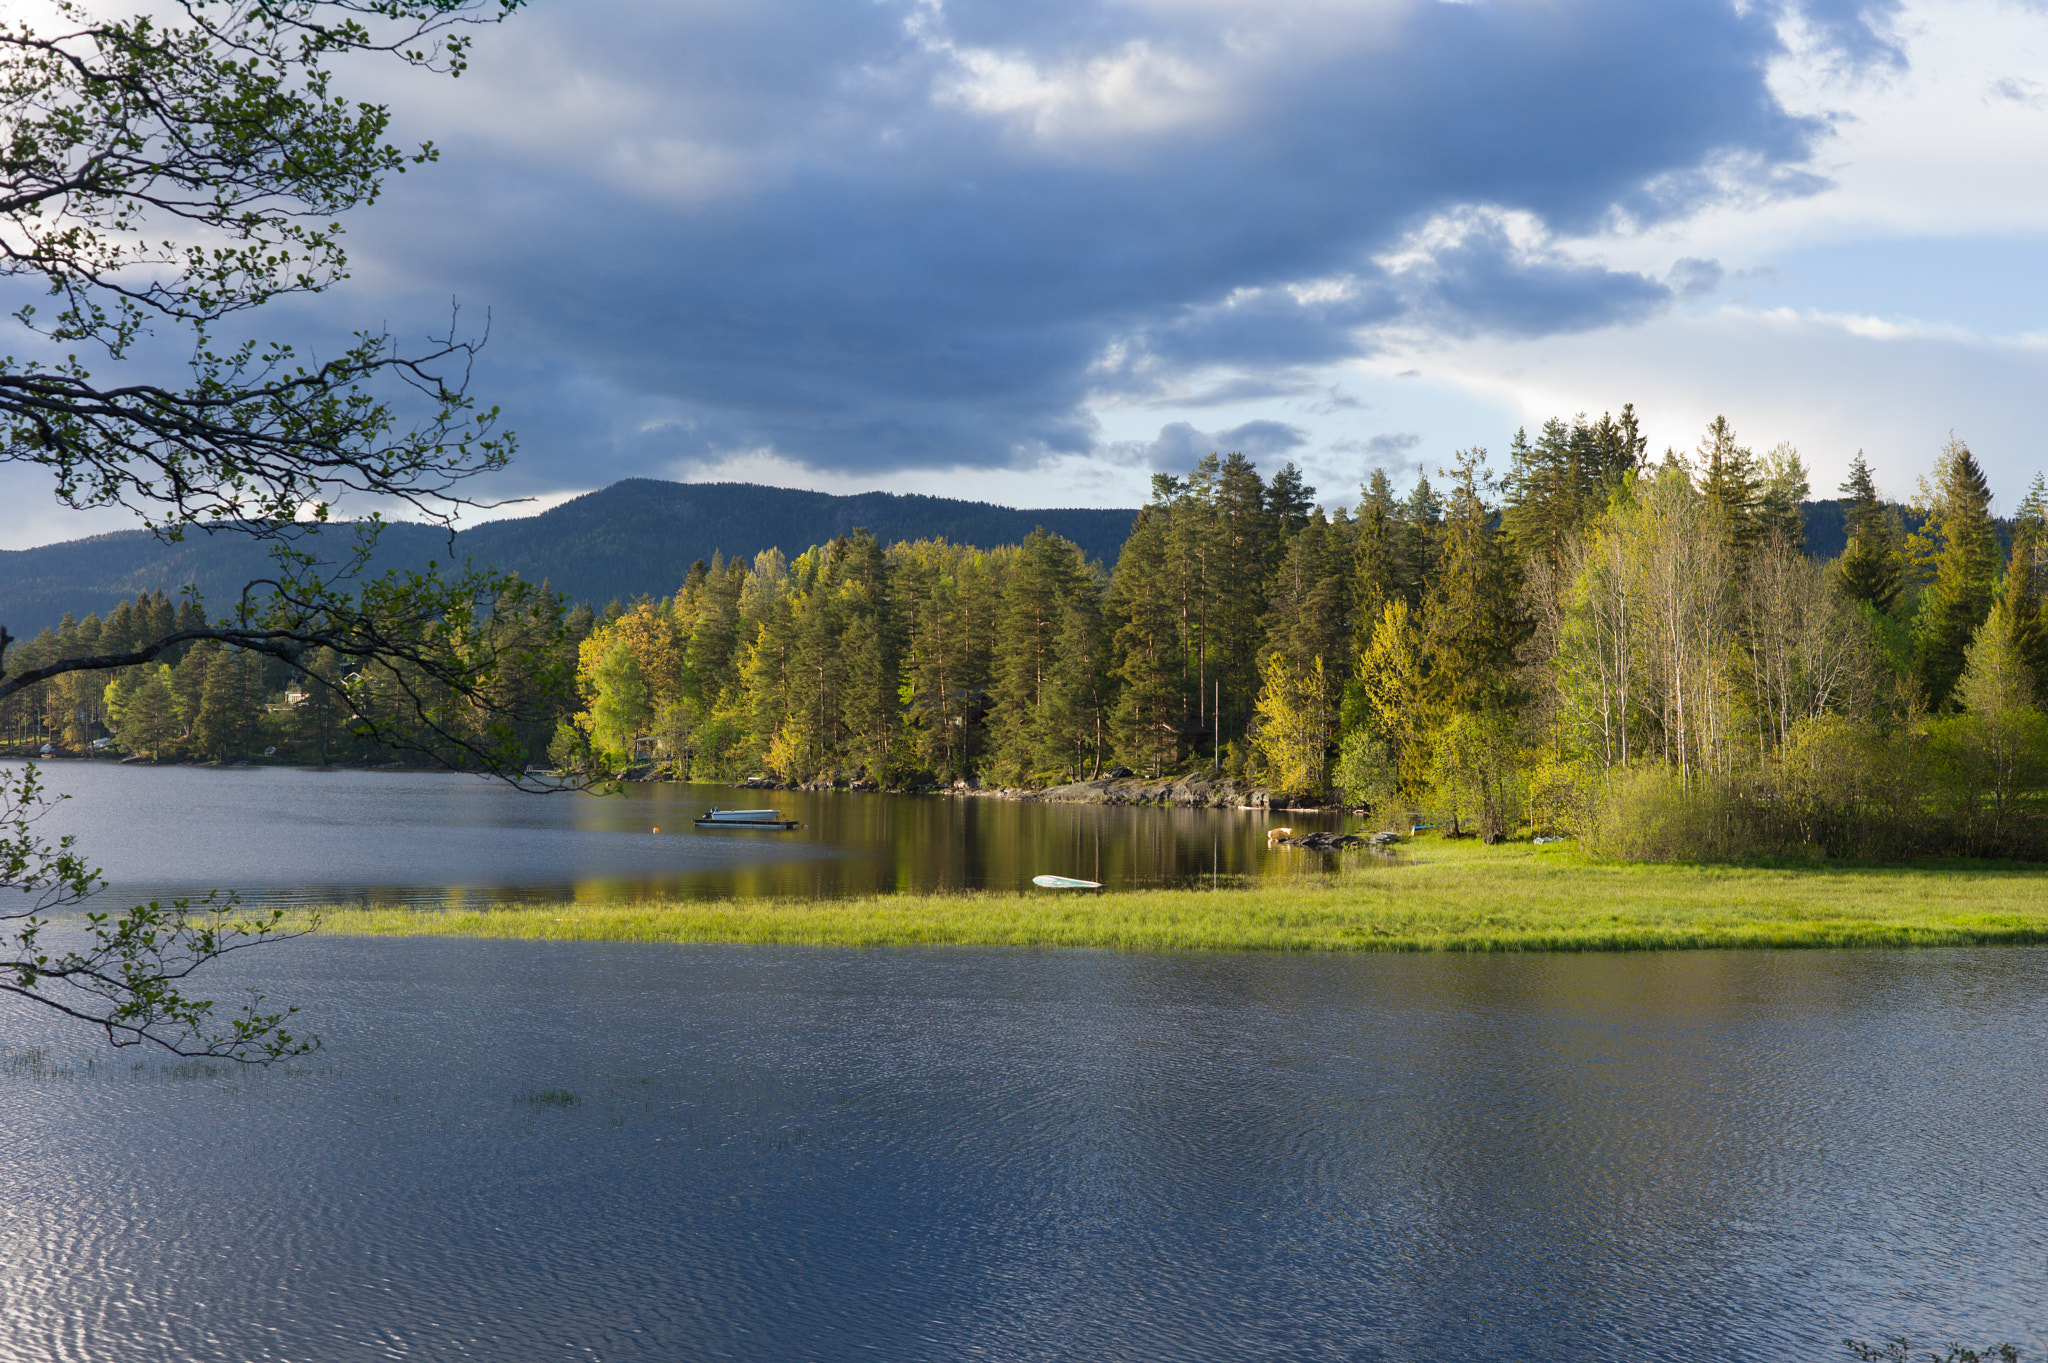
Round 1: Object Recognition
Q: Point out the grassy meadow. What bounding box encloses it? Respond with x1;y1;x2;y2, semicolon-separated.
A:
316;838;2048;954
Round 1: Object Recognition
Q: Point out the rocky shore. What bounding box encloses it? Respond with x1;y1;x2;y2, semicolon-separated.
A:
726;769;1346;812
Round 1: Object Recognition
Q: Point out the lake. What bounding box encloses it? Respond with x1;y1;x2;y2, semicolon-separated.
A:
2;939;2043;1361
17;761;1362;907
4;763;2041;1359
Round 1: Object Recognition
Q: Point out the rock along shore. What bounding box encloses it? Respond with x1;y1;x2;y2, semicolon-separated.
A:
726;769;1342;812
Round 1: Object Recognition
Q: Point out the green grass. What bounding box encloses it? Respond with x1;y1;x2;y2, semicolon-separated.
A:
314;838;2048;954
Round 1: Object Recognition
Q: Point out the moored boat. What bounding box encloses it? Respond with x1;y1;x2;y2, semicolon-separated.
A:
694;808;802;829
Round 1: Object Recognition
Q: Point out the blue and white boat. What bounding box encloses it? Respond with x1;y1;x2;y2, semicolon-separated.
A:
694;808;801;829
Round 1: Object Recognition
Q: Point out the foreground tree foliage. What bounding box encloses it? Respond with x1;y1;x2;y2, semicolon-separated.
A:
2;763;310;1058
0;0;588;1060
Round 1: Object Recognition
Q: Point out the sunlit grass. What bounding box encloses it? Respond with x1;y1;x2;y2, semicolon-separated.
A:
313;838;2048;954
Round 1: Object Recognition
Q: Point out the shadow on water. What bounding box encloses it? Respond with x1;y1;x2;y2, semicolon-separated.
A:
17;761;1396;908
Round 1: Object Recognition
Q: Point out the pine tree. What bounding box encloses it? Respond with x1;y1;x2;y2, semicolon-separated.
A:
1913;436;2003;711
1107;507;1184;776
1267;461;1316;537
193;648;257;761
987;530;1087;784
1210;452;1275;749
169;641;215;741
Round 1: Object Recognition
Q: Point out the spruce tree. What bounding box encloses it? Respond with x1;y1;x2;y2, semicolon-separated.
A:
1352;469;1401;650
1395;473;1442;609
1913;436;2003;711
2006;474;2048;698
290;649;355;765
1423;449;1524;714
121;669;177;761
834;530;901;784
1503;407;1645;573
1045;576;1110;780
1264;509;1353;679
1697;415;1762;559
1834;452;1905;614
1754;442;1809;549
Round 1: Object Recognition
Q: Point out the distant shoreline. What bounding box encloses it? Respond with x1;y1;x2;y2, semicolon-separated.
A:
7;751;1343;809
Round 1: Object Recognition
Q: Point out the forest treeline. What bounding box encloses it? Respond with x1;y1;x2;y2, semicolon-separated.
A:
14;406;2048;860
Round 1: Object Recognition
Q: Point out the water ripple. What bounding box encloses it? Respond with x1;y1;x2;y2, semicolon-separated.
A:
2;942;2045;1360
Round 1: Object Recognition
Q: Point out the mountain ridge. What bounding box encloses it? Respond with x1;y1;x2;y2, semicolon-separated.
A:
0;480;1143;636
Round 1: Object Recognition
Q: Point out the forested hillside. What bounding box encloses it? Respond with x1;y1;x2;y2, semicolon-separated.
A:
0;481;1142;635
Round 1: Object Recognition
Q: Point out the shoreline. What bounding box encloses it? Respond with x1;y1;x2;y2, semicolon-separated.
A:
8;751;1338;809
313;845;2048;954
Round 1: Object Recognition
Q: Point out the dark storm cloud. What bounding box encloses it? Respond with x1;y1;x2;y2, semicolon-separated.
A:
342;0;1889;486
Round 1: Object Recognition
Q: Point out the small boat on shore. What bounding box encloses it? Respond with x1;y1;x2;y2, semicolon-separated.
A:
1032;875;1102;889
694;808;802;830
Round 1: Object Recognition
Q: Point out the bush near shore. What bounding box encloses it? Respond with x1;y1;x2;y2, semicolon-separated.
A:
318;838;2048;954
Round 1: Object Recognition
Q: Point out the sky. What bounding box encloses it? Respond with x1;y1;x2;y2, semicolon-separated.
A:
7;0;2048;548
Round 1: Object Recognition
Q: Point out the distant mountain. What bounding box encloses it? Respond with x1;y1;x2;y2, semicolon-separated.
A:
455;480;1141;607
0;480;1141;637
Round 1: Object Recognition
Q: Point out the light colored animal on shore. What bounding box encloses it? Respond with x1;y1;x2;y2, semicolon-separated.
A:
1266;827;1293;846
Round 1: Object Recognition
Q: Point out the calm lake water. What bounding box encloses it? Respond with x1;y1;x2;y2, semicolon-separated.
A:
3;940;2044;1361
18;761;1362;907
6;763;2042;1358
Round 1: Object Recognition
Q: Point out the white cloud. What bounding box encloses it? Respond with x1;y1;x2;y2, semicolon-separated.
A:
929;37;1225;141
1367;303;2048;505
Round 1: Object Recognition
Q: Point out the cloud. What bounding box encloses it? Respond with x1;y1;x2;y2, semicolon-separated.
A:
1331;432;1425;462
1381;302;2048;506
231;0;1900;493
1120;419;1310;472
1988;75;2044;107
1667;257;1726;300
